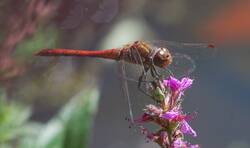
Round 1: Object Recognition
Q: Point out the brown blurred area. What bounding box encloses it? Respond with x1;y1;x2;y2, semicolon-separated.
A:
0;0;57;82
198;0;250;84
199;0;250;44
0;0;250;148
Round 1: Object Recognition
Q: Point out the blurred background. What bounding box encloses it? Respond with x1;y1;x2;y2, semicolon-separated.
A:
0;0;250;148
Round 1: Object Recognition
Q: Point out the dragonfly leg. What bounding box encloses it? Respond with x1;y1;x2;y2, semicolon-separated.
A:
153;65;161;77
150;66;161;79
148;57;161;78
137;68;153;97
138;81;153;98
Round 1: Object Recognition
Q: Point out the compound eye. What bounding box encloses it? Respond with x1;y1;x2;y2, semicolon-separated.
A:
158;48;166;55
159;50;165;55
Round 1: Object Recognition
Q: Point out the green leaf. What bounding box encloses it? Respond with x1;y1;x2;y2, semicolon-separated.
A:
152;87;165;102
35;87;100;148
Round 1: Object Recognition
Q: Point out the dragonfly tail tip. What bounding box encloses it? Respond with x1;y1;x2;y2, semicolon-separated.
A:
207;44;215;48
34;49;51;56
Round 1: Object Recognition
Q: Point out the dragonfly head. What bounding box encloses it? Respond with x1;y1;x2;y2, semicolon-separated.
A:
154;47;173;68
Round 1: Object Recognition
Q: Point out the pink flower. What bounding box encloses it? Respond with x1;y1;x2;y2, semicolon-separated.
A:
172;139;200;148
161;111;179;120
137;113;153;123
133;76;199;147
172;138;187;148
161;111;197;137
180;120;197;137
163;76;193;95
190;144;200;148
145;104;163;116
161;111;186;122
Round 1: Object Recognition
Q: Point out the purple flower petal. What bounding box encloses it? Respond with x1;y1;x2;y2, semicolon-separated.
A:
161;111;189;122
180;77;193;91
163;76;181;92
172;139;187;147
180;120;197;137
164;76;193;94
190;144;200;148
161;111;179;120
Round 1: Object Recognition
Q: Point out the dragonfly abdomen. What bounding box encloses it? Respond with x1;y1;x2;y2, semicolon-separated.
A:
35;48;121;60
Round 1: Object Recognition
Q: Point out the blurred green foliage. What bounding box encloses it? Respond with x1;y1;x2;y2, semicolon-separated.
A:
33;87;100;148
14;26;60;61
0;88;31;146
0;87;100;148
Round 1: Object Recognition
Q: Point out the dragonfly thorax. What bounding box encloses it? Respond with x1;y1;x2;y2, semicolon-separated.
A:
120;41;172;69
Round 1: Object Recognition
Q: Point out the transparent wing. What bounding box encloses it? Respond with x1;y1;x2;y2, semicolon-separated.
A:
119;59;135;123
147;40;217;77
118;47;153;123
148;40;216;59
153;52;196;78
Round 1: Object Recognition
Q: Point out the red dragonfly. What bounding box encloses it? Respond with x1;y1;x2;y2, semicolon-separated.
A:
35;40;215;121
36;40;214;79
36;41;173;78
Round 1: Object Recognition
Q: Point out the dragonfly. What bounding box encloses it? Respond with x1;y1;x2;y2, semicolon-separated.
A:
36;41;172;81
35;40;215;122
